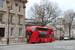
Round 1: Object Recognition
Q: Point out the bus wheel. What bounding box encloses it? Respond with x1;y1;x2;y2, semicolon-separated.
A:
39;40;41;43
31;42;35;44
50;39;52;42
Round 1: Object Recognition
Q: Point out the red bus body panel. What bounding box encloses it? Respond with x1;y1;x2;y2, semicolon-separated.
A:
26;26;55;43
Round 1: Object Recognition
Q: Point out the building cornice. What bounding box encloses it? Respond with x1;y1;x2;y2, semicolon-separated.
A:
21;0;28;3
6;0;28;8
6;0;28;3
6;0;10;3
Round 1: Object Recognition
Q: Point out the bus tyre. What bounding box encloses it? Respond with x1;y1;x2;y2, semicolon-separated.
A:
31;42;35;44
39;40;41;43
50;39;52;42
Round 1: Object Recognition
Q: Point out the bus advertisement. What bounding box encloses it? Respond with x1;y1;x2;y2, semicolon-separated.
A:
26;26;54;43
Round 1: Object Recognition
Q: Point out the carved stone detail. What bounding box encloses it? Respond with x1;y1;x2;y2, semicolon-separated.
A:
6;0;10;3
23;6;26;8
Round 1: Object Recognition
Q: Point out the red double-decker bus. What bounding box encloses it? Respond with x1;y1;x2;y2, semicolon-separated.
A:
26;26;54;43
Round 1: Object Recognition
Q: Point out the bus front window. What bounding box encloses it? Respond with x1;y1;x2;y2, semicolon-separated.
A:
27;28;36;42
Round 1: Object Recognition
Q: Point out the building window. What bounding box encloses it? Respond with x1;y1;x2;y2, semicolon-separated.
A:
19;29;21;36
10;15;13;23
0;13;3;22
11;4;13;10
19;17;21;24
0;0;4;8
57;21;61;24
19;6;21;12
11;28;13;36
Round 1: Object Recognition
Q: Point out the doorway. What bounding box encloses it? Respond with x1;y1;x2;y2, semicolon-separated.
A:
0;28;5;37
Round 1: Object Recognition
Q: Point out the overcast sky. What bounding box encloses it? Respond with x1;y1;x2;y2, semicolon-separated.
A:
25;0;75;18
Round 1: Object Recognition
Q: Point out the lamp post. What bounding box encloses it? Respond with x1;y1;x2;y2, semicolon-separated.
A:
7;2;11;45
72;31;73;38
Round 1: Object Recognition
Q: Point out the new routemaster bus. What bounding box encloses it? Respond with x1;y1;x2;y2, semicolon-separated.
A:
26;26;54;43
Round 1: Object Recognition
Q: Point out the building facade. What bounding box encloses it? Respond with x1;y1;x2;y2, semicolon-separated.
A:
46;18;75;40
0;0;27;44
25;18;42;29
71;25;75;38
46;18;65;40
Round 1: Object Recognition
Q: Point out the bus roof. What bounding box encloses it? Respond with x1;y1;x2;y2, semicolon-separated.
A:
27;26;52;31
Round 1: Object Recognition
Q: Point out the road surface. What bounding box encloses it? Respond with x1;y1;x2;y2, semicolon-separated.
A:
0;40;75;50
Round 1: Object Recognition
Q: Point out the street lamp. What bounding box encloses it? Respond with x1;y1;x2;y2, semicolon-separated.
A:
7;2;11;45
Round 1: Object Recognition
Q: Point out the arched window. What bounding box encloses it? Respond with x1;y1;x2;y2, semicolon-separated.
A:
0;0;4;8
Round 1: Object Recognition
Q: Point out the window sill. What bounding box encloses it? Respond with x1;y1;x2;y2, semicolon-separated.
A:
19;36;22;37
10;36;14;37
0;8;6;13
0;21;5;24
9;23;15;25
18;24;23;26
18;12;23;16
10;10;15;15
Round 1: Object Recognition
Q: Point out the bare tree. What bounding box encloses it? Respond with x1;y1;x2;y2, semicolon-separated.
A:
28;0;61;26
63;9;75;38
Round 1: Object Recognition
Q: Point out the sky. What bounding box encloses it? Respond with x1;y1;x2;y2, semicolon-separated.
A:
25;0;75;18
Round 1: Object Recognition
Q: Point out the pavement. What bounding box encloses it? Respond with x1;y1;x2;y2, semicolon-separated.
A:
0;42;27;46
0;40;75;50
0;40;59;46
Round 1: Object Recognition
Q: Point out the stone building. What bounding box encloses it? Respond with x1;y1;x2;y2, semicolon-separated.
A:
46;18;75;40
71;22;75;38
46;18;65;40
55;18;65;39
0;0;27;44
25;18;42;29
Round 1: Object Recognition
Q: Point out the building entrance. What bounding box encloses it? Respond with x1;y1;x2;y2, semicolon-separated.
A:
0;28;5;37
